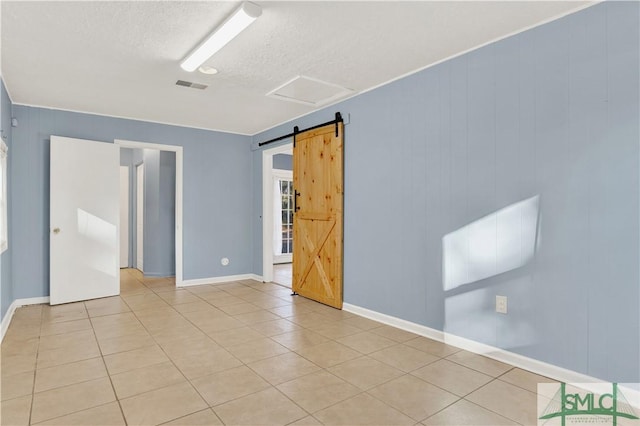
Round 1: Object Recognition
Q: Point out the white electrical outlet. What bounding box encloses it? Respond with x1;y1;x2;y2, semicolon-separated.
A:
496;295;508;314
221;257;229;266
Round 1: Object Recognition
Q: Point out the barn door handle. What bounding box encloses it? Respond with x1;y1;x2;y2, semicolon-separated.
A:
294;190;301;212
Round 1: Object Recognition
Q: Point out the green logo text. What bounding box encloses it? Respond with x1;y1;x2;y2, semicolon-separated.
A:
539;383;639;426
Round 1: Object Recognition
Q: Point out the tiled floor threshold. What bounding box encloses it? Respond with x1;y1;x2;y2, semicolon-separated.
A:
1;269;554;425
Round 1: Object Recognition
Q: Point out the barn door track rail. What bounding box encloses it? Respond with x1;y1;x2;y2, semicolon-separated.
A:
258;112;343;147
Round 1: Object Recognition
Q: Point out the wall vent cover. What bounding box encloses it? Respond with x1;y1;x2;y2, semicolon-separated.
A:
267;76;353;107
175;80;208;90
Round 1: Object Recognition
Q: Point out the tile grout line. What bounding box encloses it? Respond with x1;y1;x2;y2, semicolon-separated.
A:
179;279;316;423
349;350;470;423
26;305;45;426
119;274;216;425
124;273;307;422
30;304;110;425
411;371;509;424
179;277;377;423
176;279;319;423
459;374;527;424
89;279;139;426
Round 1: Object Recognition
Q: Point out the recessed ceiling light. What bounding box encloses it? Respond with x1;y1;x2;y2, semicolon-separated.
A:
198;66;219;75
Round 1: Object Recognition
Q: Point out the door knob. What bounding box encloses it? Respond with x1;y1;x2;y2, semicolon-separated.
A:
52;228;61;234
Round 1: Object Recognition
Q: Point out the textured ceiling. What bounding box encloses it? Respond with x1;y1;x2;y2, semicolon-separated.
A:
1;1;593;135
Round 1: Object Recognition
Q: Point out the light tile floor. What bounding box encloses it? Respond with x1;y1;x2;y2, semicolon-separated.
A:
0;269;555;425
273;264;292;288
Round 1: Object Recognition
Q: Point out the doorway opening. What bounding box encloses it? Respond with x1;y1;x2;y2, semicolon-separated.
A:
120;148;175;283
262;142;293;286
116;140;183;286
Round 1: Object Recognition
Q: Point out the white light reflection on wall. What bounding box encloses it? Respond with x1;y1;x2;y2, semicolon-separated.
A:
77;208;117;277
443;195;540;291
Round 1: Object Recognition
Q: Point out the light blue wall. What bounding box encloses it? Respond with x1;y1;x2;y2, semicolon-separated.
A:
1;80;13;319
252;2;639;383
10;106;252;300
131;149;144;270
119;147;144;269
273;154;292;171
119;148;132;267
142;150;176;277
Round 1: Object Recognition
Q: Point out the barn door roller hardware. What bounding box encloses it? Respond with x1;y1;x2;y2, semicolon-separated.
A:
258;112;343;148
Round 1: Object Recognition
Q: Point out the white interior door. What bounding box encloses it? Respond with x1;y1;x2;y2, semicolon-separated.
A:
50;136;120;305
119;166;129;268
136;163;144;272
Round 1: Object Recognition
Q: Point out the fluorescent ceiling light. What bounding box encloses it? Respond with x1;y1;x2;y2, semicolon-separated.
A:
180;2;262;72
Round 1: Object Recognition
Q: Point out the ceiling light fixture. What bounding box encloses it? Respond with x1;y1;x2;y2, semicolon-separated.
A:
198;66;219;75
180;1;262;72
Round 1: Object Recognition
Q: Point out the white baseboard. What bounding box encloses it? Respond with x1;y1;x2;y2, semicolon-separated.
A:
343;302;636;395
344;303;445;342
143;272;175;278
180;274;264;287
249;274;264;282
1;296;50;343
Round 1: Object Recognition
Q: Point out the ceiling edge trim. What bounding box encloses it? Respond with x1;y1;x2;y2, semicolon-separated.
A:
10;101;253;137
250;0;598;138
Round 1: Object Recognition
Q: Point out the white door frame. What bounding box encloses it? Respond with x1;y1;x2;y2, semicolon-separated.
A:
136;163;144;272
119;166;130;268
262;142;293;283
116;139;184;286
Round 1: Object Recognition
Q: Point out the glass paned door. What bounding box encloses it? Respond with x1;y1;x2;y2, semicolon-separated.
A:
280;179;293;255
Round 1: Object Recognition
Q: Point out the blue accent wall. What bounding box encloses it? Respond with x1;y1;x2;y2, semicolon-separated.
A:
131;149;144;269
142;150;176;277
10;106;252;300
1;80;13;319
119;148;132;267
252;2;639;383
273;154;292;171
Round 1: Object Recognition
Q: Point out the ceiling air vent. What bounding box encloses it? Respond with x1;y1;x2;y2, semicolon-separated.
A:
175;80;208;90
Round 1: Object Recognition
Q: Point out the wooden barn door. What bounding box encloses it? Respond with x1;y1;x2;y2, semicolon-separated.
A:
292;122;343;309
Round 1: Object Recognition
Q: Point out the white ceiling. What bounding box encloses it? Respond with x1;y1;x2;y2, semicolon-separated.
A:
1;1;592;136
